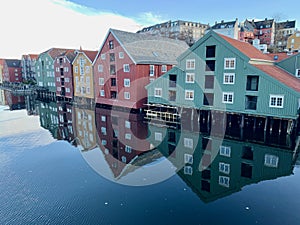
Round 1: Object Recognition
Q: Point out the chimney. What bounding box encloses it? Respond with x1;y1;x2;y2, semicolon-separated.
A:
221;20;224;23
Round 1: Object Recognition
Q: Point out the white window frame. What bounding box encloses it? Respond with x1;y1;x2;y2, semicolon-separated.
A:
154;88;162;97
125;133;131;140
185;90;194;100
124;79;130;87
124;92;130;100
98;64;103;72
220;146;231;157
125;145;132;153
184;153;193;164
99;78;104;86
101;116;106;122
119;52;124;59
219;176;230;187
186;73;195;83
264;154;279;168
223;73;235;84
224;58;236;69
149;65;155;76
222;92;234;104
295;69;300;77
184;138;193;149
123;64;130;72
155;132;162;141
161;65;167;73
125;121;131;129
184;166;193;175
74;66;78;73
101;54;106;60
186;59;195;70
100;90;105;97
269;95;284;108
219;162;230;174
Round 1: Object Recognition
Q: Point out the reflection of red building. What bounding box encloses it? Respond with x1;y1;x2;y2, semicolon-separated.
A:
4;91;25;110
95;106;151;177
3;59;22;83
57;101;75;143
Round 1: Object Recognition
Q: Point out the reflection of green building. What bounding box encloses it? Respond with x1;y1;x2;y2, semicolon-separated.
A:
37;100;59;139
148;125;296;203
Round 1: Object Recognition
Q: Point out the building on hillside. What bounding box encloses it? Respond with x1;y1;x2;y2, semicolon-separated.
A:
137;20;209;46
4;91;25;110
276;52;300;78
251;18;275;47
2;59;22;83
239;20;255;43
93;28;189;110
286;31;300;52
54;49;77;101
146;30;300;137
252;39;268;53
35;48;70;99
275;20;296;52
209;19;239;40
72;49;97;105
21;54;38;83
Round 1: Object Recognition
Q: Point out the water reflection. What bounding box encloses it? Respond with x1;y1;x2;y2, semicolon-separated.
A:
16;97;300;202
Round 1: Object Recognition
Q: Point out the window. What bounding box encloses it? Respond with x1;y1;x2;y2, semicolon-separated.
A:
125;121;131;129
203;93;214;106
269;95;284;108
219;176;230;187
264;154;279;168
101;116;106;122
125;145;132;153
101;54;106;60
205;60;215;71
162;65;167;72
98;64;103;72
125;133;131;140
220;146;231;157
219;162;230;174
296;69;300;77
111;78;116;86
100;90;105;96
246;76;259;91
205;75;214;89
184;166;193;175
74;66;78;73
56;77;60;82
186;73;195;83
109;40;114;49
119;52;124;59
111;91;117;99
121;156;127;163
206;45;216;58
169;90;176;101
124;92;130;99
184;154;193;164
110;65;116;75
149;65;155;76
224;58;236;69
155;132;162;141
101;140;107;146
184;138;193;149
123;64;130;72
101;127;107;135
185;90;194;100
222;92;234;104
124;79;130;87
224;73;235;84
99;78;104;85
154;88;162;97
186;59;195;70
245;96;257;110
110;53;115;62
169;74;177;87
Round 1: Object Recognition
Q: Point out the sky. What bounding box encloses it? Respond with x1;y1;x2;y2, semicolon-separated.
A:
1;0;299;59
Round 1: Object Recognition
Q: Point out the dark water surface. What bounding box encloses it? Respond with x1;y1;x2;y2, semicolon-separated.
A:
1;104;300;225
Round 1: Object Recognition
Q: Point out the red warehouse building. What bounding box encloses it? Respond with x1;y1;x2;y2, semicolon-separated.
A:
93;29;188;110
3;59;22;83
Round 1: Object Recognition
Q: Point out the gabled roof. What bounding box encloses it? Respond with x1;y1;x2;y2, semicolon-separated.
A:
40;48;70;60
56;49;77;63
211;19;238;29
252;18;274;29
268;53;293;62
106;29;189;65
81;50;97;62
276;20;296;29
28;54;39;60
5;59;21;68
254;64;300;93
216;33;272;61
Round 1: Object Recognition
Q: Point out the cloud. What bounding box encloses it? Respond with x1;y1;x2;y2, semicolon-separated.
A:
0;0;144;58
136;12;166;26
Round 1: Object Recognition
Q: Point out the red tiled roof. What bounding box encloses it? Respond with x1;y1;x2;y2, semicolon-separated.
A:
28;54;39;60
217;33;272;61
254;64;300;93
82;50;98;62
267;52;294;62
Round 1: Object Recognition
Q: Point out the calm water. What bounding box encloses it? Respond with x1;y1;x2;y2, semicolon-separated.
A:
1;98;300;225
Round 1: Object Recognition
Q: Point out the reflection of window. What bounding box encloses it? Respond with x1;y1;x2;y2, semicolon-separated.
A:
125;133;131;140
184;138;193;149
125;145;132;153
219;176;230;187
155;132;162;141
220;146;231;157
269;95;284;108
184;166;193;175
125;121;131;129
264;154;279;167
184;154;193;164
219;162;230;174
